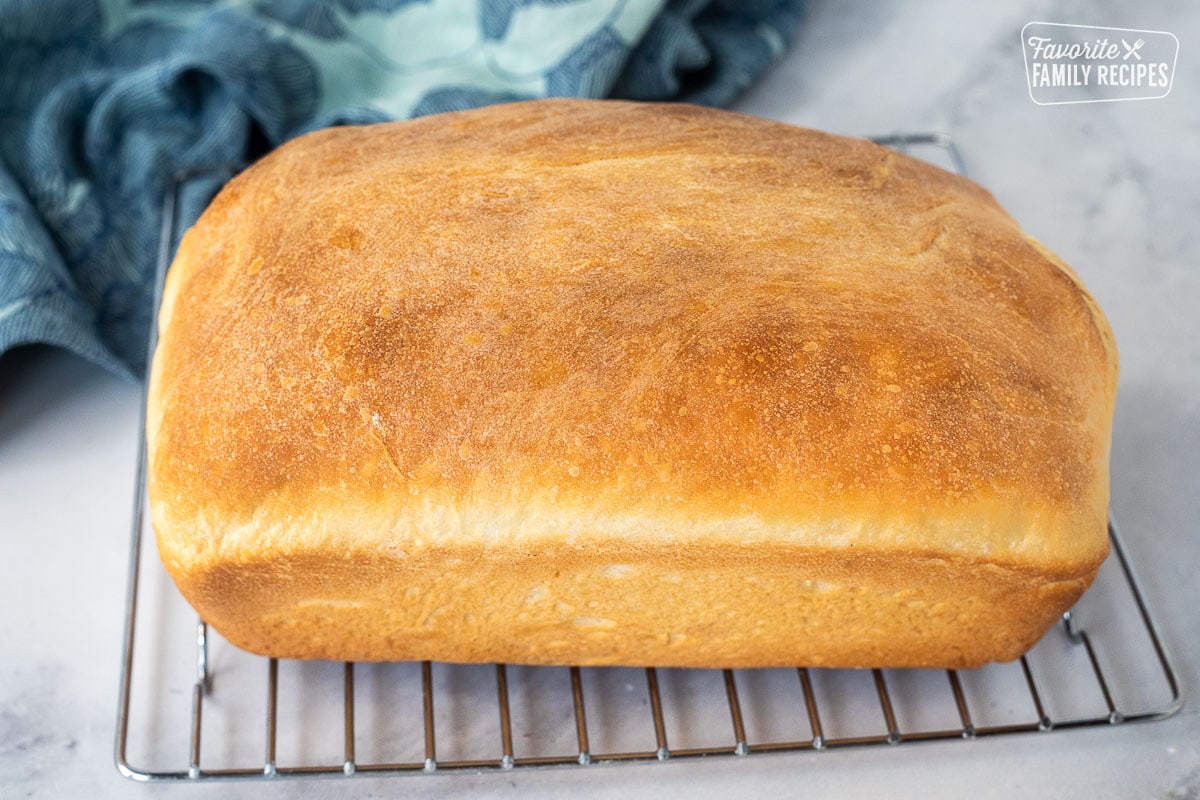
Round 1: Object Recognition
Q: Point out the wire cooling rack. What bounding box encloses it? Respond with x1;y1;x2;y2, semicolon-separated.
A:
115;134;1182;782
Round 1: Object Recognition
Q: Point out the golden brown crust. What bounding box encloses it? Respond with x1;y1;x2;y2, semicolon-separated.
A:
147;99;1117;668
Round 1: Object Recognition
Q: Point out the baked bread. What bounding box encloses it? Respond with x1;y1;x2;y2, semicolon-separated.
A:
146;99;1117;669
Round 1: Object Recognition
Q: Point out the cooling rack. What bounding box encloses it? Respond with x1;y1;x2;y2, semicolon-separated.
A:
115;134;1182;782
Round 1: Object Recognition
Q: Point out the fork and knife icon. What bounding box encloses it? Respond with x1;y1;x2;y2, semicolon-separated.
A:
1121;38;1145;60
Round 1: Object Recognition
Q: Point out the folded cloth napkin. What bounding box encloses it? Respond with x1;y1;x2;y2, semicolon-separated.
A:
0;0;805;379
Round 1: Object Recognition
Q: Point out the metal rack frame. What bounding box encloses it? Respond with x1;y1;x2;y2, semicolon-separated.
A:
115;134;1183;783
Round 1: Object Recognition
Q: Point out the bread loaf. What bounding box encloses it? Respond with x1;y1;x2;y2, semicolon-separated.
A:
146;99;1117;669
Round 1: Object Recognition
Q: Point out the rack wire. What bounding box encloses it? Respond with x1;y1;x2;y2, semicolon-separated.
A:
115;134;1183;783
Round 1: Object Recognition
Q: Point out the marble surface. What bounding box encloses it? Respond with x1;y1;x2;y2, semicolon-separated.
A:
2;1;1198;797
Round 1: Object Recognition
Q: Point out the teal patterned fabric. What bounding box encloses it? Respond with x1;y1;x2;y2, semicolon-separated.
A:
0;0;805;377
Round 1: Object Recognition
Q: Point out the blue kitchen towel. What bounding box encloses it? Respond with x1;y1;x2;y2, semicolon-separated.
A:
0;0;805;379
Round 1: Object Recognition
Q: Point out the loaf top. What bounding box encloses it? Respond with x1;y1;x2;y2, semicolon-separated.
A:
147;99;1116;581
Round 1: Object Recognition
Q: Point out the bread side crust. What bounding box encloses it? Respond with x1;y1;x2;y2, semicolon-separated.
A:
156;504;1097;669
151;488;1106;668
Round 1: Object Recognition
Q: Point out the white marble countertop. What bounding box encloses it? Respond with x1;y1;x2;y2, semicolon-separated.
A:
2;2;1198;797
